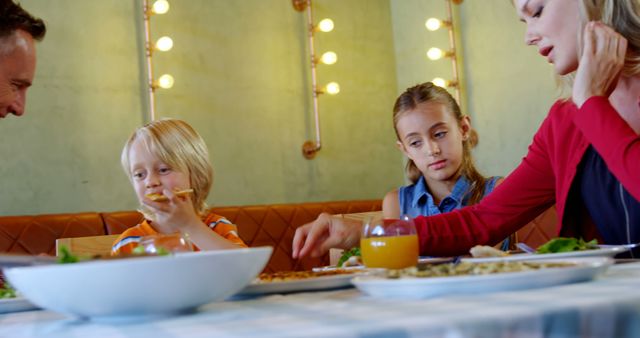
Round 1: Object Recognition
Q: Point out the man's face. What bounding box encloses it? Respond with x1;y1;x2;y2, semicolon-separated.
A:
0;29;36;118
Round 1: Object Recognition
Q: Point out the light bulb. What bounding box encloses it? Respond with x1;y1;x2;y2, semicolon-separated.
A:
320;51;337;65
318;18;334;32
158;74;174;89
432;77;447;88
155;36;173;52
152;0;169;14
325;82;340;95
425;18;442;31
427;47;444;60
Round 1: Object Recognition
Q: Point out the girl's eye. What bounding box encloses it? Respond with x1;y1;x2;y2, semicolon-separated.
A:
409;140;422;148
133;172;145;180
434;131;447;139
159;167;172;174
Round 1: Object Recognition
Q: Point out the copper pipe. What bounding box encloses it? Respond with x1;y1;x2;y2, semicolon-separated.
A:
143;0;156;121
302;0;322;159
445;0;461;103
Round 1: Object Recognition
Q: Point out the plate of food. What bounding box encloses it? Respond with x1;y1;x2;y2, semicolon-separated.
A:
235;268;366;297
352;256;612;299
4;247;272;320
465;238;632;263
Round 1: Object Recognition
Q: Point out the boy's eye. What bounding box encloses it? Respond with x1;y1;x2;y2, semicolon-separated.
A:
159;167;172;174
133;172;145;180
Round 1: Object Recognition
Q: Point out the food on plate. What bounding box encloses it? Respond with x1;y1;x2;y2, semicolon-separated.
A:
146;189;194;202
0;282;16;299
257;269;360;283
386;261;575;279
536;237;598;254
57;244;170;265
469;245;509;258
337;247;362;267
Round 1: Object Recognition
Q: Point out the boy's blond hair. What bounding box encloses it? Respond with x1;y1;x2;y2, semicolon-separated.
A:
121;118;213;219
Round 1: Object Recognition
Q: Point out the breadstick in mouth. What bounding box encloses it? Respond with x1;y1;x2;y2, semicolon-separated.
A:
146;189;193;202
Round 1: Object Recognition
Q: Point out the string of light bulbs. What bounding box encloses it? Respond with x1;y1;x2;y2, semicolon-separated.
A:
293;0;339;160
143;0;174;121
425;0;463;103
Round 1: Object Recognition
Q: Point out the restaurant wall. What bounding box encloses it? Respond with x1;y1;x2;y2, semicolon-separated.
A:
390;0;558;178
0;0;403;215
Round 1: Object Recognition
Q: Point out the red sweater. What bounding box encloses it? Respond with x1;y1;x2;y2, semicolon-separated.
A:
415;96;640;256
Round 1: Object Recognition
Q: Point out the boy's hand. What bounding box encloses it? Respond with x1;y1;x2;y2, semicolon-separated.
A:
143;188;200;233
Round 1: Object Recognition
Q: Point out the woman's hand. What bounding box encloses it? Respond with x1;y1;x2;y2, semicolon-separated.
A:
143;188;201;233
573;21;627;107
292;213;362;259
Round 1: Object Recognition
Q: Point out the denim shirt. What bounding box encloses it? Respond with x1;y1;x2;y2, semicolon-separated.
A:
398;175;499;219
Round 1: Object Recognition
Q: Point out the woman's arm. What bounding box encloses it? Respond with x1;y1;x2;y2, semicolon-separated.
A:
413;114;558;257
574;97;640;200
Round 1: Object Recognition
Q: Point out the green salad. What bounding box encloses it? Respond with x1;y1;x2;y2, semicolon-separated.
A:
337;247;361;267
536;237;598;254
0;283;16;299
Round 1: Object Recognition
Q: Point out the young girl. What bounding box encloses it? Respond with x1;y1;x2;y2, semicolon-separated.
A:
112;118;246;255
383;82;502;219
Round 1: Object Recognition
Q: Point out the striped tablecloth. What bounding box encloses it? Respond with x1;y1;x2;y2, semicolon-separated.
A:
2;263;640;338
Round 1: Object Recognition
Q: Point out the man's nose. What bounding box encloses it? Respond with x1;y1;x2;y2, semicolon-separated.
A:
9;91;26;116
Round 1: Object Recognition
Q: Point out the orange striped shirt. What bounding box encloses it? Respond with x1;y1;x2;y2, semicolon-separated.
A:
111;213;247;255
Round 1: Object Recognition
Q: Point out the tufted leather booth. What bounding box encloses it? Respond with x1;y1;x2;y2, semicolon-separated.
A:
0;201;558;272
0;200;382;272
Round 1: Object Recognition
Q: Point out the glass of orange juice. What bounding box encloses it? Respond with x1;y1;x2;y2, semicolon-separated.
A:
360;216;419;269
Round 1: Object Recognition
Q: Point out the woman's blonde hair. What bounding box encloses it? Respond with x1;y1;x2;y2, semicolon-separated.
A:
560;0;640;94
392;82;487;205
121;118;213;219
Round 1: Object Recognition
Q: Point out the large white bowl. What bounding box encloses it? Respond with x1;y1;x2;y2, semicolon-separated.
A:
4;247;272;319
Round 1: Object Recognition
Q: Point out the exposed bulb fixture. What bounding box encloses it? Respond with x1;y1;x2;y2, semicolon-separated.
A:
425;18;450;31
432;77;447;88
152;0;170;14
317;18;334;32
157;74;174;89
427;47;449;61
325;82;340;95
155;36;173;52
320;51;337;65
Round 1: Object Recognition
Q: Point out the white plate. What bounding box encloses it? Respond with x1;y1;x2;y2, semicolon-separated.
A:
464;245;630;263
4;247;272;320
0;297;38;314
352;257;612;299
236;273;358;297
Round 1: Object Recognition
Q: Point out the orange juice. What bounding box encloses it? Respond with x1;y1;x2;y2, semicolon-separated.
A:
360;234;419;269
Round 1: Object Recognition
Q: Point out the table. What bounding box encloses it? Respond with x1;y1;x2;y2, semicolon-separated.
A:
2;263;640;338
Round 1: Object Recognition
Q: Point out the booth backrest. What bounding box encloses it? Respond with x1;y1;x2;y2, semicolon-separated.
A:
0;200;383;272
0;202;558;272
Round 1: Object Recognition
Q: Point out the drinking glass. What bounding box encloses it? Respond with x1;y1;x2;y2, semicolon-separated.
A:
137;233;194;255
360;216;419;269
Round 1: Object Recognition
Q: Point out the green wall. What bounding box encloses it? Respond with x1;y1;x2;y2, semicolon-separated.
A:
0;0;402;215
1;0;560;216
390;0;558;178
